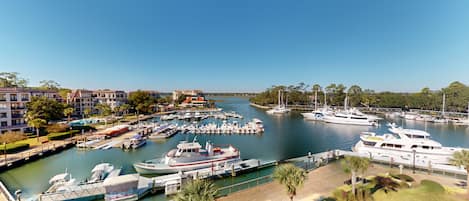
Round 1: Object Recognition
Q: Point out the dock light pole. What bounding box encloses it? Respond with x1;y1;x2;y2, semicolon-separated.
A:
412;150;416;174
307;152;312;171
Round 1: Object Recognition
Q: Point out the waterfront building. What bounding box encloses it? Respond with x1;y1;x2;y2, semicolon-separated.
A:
66;89;96;117
0;88;61;133
172;90;207;107
93;89;127;110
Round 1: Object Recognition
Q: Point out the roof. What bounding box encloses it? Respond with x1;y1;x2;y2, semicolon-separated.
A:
103;174;138;187
177;142;202;150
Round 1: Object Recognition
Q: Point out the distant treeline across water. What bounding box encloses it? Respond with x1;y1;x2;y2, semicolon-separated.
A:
249;81;469;113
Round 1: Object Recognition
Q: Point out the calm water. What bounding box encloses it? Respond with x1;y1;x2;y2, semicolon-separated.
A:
2;96;469;199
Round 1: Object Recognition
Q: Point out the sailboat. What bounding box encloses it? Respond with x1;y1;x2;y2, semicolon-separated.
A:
301;90;332;121
266;90;291;114
433;93;449;123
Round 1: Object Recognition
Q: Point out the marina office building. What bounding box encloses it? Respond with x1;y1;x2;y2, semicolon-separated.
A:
0;88;61;133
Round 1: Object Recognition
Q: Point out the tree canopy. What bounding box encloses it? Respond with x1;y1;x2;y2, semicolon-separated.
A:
250;81;469;112
25;96;65;122
128;90;158;114
0;72;28;88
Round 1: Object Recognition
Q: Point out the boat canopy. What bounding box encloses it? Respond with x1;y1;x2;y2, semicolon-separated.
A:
92;163;113;173
177;142;202;150
49;173;69;184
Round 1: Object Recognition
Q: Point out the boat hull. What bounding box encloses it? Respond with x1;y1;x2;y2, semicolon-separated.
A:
323;116;375;126
133;157;241;174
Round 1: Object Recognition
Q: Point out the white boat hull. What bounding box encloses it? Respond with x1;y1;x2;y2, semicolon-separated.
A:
134;157;241;174
354;141;459;165
323;116;376;126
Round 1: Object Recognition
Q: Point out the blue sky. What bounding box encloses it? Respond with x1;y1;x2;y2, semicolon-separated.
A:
1;0;469;92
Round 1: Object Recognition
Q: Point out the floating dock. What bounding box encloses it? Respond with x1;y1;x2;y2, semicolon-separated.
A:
35;159;276;201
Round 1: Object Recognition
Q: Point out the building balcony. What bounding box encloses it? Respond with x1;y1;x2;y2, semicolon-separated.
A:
11;114;24;118
0;124;28;130
10;98;18;101
21;98;29;101
11;106;26;110
0;99;6;102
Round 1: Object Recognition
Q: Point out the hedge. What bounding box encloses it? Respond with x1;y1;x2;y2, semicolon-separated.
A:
69;125;96;132
390;173;415;182
0;143;30;154
47;130;80;141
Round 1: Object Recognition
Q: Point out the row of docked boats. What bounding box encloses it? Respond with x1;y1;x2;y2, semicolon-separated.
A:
160;111;243;121
353;123;466;165
386;111;469;125
178;119;264;135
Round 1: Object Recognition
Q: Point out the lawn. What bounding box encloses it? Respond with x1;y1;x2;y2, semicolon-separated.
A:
13;136;49;147
373;180;465;201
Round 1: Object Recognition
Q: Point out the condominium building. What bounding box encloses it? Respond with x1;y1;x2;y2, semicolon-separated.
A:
0;88;61;133
93;89;127;110
66;89;96;117
172;90;207;107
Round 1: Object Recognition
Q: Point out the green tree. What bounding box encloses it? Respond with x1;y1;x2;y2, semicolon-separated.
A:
119;104;130;116
128;90;157;114
83;108;91;118
39;80;60;90
95;103;112;116
26;116;47;142
450;150;469;196
173;179;218;201
273;163;307;201
0;72;28;87
348;85;363;107
26;96;64;122
342;156;371;195
63;107;74;123
58;88;72;100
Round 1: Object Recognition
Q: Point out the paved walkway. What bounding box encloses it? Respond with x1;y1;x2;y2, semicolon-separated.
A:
218;162;466;201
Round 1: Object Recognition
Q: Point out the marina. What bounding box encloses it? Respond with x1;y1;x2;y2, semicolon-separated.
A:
2;97;469;200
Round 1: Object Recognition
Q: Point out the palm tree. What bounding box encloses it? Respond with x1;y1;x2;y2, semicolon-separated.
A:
120;104;130;116
450;150;469;196
372;176;400;194
27;118;47;142
63;107;74;123
342;156;371;195
173;179;218;201
273;163;308;201
83;108;91;118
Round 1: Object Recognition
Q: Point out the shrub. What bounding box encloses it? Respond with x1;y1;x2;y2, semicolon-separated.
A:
420;180;445;193
0;143;30;154
390;173;415;182
47;130;80;141
46;123;70;133
69;125;96;132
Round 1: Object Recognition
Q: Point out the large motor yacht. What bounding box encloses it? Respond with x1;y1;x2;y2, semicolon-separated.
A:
353;123;463;165
133;138;240;174
323;108;378;126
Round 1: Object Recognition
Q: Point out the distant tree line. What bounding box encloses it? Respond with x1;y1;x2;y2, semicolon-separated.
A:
250;81;469;112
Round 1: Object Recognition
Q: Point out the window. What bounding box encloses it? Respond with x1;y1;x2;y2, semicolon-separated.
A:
0;113;6;118
1;121;7;127
21;94;29;101
0;94;6;101
411;145;417;149
10;94;17;101
0;103;7;109
422;146;429;149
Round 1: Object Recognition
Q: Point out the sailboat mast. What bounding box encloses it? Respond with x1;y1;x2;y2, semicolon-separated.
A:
442;93;446;116
344;94;348;111
314;90;318;111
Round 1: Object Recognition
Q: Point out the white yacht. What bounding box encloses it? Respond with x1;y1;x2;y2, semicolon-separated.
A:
266;90;291;114
323;107;378;126
133;138;240;174
353;123;463;165
46;171;77;193
302;107;332;121
122;134;147;149
87;163;115;183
